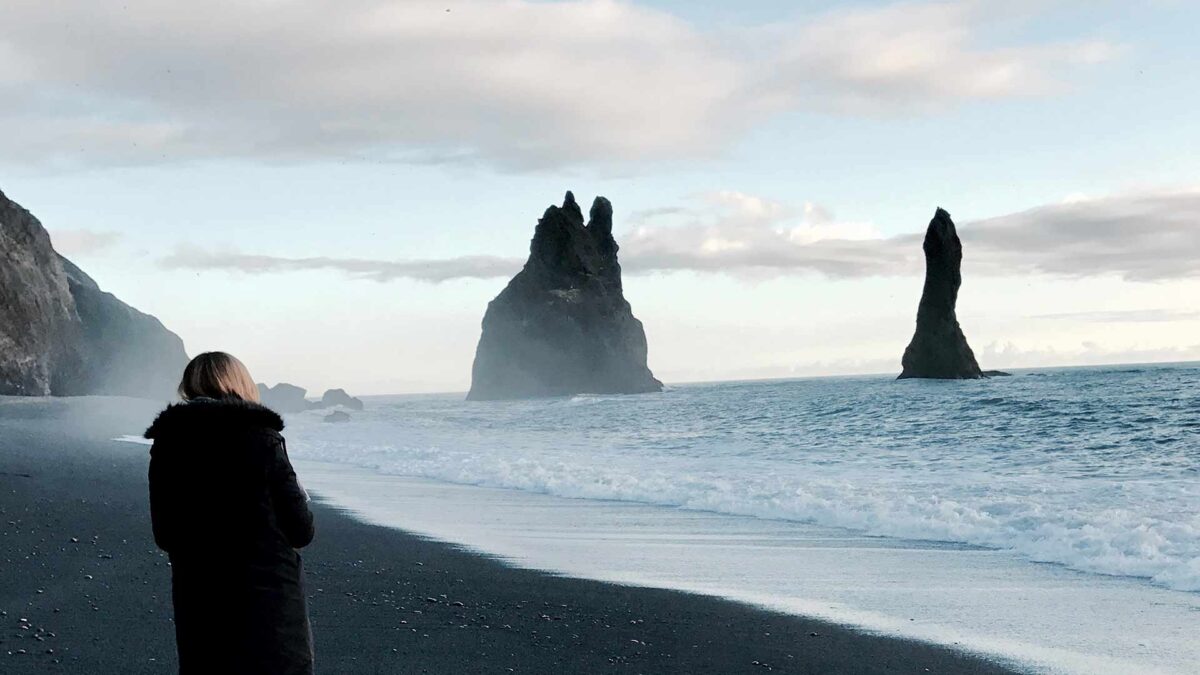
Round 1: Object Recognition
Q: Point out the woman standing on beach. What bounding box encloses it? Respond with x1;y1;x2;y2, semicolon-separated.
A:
145;352;315;674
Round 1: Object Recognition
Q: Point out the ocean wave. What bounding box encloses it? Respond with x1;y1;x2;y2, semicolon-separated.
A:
284;367;1200;594
288;431;1200;593
113;434;151;446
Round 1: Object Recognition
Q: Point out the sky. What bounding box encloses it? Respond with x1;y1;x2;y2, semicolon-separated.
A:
1;0;1198;394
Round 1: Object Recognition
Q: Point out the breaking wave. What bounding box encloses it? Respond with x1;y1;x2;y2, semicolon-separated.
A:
285;365;1200;592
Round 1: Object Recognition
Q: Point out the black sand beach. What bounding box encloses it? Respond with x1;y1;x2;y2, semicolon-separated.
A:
0;396;1020;674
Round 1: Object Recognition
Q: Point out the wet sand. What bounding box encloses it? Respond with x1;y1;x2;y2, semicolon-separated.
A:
0;396;1020;674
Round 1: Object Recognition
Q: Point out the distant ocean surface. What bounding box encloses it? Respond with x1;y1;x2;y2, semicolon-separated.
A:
289;364;1200;593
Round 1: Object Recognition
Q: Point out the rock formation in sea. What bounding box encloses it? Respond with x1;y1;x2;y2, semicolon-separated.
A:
257;383;364;413
0;188;188;397
320;388;364;411
467;191;662;401
898;208;984;380
257;383;312;413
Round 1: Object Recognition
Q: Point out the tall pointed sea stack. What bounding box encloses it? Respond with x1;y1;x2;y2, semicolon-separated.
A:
467;192;662;401
898;208;983;380
0;188;188;397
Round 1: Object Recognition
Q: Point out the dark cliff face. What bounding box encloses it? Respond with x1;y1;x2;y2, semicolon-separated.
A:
57;255;188;398
898;208;983;380
467;192;662;401
0;188;188;398
0;189;83;395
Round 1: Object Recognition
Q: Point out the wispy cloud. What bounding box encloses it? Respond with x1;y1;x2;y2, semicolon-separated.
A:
0;0;1117;170
764;1;1120;114
1032;309;1200;323
977;340;1200;370
158;248;521;283
619;191;915;278
625;187;1200;281
157;187;1200;284
619;187;1200;282
962;189;1200;281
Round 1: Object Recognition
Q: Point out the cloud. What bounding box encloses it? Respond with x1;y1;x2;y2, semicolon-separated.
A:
977;340;1200;370
619;190;913;278
158;248;521;283
619;187;1200;281
962;189;1200;281
156;186;1200;283
764;1;1120;114
0;0;1116;169
48;229;123;256
1032;309;1200;323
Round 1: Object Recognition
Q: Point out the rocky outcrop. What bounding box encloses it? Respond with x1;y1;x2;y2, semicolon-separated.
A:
0;189;81;395
320;388;364;411
58;256;188;398
258;383;364;413
899;208;983;380
257;383;311;413
1;188;187;397
467;192;662;401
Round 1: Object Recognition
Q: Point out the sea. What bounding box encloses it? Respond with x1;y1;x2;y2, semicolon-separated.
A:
280;363;1200;675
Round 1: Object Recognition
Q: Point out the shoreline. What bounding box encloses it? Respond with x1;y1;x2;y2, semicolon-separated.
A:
0;395;1022;674
290;459;1199;675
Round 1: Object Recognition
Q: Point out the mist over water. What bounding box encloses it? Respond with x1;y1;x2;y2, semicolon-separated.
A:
286;364;1200;593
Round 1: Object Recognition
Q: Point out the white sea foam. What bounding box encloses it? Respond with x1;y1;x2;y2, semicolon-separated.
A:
290;439;1200;592
283;367;1200;594
296;463;1200;675
113;434;152;445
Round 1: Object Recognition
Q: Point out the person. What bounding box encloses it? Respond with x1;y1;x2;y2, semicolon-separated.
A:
145;351;315;674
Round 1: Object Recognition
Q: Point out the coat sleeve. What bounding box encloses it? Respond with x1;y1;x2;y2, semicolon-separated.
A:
270;436;315;548
147;443;176;553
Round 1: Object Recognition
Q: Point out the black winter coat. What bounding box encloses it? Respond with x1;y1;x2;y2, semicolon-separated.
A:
145;398;315;675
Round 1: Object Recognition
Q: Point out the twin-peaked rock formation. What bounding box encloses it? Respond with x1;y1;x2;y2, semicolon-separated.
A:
468;192;662;400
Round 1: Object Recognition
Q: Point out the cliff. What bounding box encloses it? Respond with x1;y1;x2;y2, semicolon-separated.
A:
58;255;188;398
0;189;83;395
898;208;984;380
0;188;188;397
467;192;662;400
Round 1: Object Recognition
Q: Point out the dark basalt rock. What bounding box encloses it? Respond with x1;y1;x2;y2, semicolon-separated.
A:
320;388;364;411
899;208;984;380
0;189;81;395
467;191;662;401
258;383;365;413
0;188;187;397
257;382;312;413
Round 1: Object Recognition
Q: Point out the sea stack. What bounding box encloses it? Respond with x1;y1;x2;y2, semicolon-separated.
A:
467;192;662;401
0;188;188;397
898;208;983;380
256;383;365;413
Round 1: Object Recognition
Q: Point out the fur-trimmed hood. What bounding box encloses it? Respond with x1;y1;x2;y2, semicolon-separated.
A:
145;398;285;440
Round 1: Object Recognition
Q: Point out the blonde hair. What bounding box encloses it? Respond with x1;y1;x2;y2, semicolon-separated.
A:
178;352;261;403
